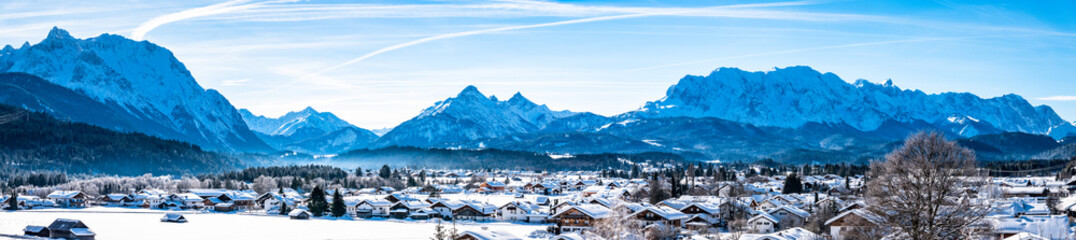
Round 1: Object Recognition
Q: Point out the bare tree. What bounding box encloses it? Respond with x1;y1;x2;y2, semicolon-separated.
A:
584;209;645;240
252;176;278;194
644;224;679;240
863;131;991;240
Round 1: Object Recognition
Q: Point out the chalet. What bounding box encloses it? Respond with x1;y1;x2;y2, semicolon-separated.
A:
385;193;419;203
431;200;466;218
757;199;787;212
680;202;721;216
390;208;411;219
824;209;882;240
453;202;496;221
838;201;865;212
581;186;606;197
356;199;393;218
1001;186;1050;198
167;193;204;209
534;196;550;206
550;204;612;232
47;191;88;208
626;206;688;227
156;201;183;210
658;199;690;210
496;201;546;223
23;225;48;237
614;202;651;215
213;203;235;212
187;189;229;199
96;194;130;206
739;227;824;240
456;229;524;240
47;218;95;240
587;198;615;209
160;213;187;223
748;212;780;233
391;200;431;217
129;193;164;208
479;182;507;192
532;182;560;195
137;189;168;196
767;205;810;229
991;214;1069;240
684;214;722;229
289;209;311;219
814;197;844;210
203;196;228;211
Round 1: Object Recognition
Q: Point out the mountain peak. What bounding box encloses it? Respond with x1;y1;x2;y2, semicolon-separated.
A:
46;26;72;40
456;85;486;99
508;92;529;103
300;106;318;114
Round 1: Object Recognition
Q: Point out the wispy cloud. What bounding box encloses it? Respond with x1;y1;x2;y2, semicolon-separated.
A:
303;1;822;78
1037;96;1076;101
208;0;814;22
131;0;297;41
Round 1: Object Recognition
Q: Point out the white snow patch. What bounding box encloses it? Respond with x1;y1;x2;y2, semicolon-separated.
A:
641;139;663;147
0;207;548;240
549;153;573;159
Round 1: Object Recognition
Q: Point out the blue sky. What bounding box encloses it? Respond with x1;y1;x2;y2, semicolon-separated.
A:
2;0;1075;129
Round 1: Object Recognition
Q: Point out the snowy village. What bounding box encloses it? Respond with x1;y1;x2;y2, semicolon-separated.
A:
3;151;1076;240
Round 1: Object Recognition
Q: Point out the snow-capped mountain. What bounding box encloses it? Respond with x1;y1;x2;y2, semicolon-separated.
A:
0;27;271;152
240;107;353;138
627;66;1076;139
372;86;578;148
283;126;380;155
240;107;377;154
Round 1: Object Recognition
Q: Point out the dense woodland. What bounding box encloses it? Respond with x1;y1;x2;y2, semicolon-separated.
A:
334;146;684;170
0;104;242;176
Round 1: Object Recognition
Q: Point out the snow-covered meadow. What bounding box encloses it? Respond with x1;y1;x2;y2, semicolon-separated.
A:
0;207;550;239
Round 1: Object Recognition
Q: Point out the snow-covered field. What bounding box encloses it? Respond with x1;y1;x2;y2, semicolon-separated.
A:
0;207;550;240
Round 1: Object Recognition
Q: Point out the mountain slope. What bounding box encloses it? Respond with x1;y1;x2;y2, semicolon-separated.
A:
240;107;353;137
372;86;576;148
283;126;379;155
0;103;241;175
627;66;1075;139
0;27;271;152
240;107;376;154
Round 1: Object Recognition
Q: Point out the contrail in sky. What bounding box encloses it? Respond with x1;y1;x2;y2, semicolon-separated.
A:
131;0;294;41
303;1;813;79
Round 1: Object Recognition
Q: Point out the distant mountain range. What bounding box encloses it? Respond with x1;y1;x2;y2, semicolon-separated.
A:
371;86;577;148
240;107;377;155
0;27;272;153
0;27;1073;165
627;66;1075;139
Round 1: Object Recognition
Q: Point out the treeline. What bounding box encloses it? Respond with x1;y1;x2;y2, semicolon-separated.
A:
2;171;68;189
202;165;349;182
336;146;684;170
0;104;242;176
981;157;1074;177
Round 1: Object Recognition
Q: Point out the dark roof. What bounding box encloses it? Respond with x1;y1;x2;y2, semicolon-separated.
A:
48;218;88;231
23;225;46;232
